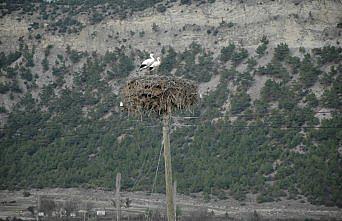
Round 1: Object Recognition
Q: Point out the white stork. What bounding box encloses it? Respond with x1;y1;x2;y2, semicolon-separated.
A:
139;54;155;71
149;57;161;71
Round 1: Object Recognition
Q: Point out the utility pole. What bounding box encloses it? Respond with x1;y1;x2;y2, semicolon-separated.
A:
36;195;41;221
121;76;198;221
163;111;175;221
116;173;121;221
173;181;177;220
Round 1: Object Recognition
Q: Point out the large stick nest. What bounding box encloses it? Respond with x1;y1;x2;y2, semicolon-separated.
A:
121;75;198;115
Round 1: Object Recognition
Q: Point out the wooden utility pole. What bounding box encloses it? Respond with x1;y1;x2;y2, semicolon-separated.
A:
163;112;175;221
173;181;177;220
116;173;121;221
36;195;41;221
121;76;197;221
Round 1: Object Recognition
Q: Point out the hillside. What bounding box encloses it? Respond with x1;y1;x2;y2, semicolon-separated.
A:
0;0;341;212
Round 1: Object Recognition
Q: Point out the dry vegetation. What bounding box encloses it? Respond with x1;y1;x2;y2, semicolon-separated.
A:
121;75;198;116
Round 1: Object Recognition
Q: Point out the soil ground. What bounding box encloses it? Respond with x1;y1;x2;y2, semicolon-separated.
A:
0;188;341;220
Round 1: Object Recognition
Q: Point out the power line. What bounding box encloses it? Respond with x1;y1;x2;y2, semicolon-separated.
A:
0;125;162;143
171;110;341;120
0;110;339;131
151;140;163;194
1;122;341;145
172;124;342;129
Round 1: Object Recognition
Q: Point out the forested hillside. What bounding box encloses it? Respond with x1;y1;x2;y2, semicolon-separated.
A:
0;0;341;209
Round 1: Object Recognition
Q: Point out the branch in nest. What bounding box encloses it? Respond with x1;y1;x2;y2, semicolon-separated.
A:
121;75;198;116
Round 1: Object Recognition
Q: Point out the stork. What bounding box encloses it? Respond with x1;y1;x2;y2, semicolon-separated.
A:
139;54;155;71
149;57;161;71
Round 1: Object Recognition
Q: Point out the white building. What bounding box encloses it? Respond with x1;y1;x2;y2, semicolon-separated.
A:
96;210;106;216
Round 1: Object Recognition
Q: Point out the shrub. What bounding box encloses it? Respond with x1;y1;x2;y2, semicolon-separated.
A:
299;54;321;87
246;57;257;70
180;0;192;5
0;83;10;94
274;43;290;61
139;31;145;37
152;23;160;32
231;48;248;66
69;50;84;63
256;193;274;203
23;191;31;197
156;4;166;13
90;12;104;24
42;57;49;72
305;93;319;108
257;61;289;80
261;79;282;102
20;67;33;81
256;43;267;57
160;47;177;73
230;89;251;114
109;54;135;78
261;35;269;45
313;46;341;64
220;43;235;62
287;56;301;74
44;44;53;57
0;106;7;113
321;77;342;109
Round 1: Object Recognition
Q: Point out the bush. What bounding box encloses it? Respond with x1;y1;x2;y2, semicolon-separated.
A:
42;57;49;72
305;93;318;108
256;43;267;57
274;43;290;61
0;83;10;94
152;23;160;32
230;89;251;114
69;50;84;63
5;67;18;79
160;47;177;73
156;4;166;13
52;66;65;77
261;35;269;45
287;56;301;74
23;191;31;197
109;54;135;78
261;79;282;102
44;44;53;57
246;57;257;70
139;31;145;37
20;67;33;81
321;76;342;109
90;12;104;24
220;43;235;62
257;61;289;80
0;106;7;113
231;48;248;66
256;194;274;203
313;46;341;64
51;16;83;34
180;0;192;5
299;54;321;87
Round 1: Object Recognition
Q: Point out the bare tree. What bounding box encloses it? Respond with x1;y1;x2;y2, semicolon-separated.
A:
40;197;56;216
63;199;79;216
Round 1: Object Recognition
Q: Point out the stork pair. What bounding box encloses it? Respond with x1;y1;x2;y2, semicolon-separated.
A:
139;54;161;71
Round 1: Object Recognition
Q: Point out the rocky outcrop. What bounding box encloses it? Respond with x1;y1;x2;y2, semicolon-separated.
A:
0;0;341;54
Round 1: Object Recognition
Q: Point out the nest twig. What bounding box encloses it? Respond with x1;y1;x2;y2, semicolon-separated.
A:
121;75;198;116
